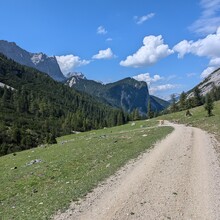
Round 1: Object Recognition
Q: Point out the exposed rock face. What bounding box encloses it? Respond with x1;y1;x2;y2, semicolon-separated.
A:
0;40;65;81
188;68;220;98
66;75;169;114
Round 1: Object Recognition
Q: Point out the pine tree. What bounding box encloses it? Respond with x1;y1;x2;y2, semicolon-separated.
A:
133;108;140;120
170;94;178;113
179;91;187;110
193;87;202;107
204;93;214;117
147;99;153;119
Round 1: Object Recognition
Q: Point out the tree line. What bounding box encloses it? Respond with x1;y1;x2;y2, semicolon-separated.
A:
0;54;128;156
169;85;220;115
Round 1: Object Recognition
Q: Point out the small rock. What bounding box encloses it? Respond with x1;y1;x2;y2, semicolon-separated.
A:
33;189;38;193
106;163;110;168
130;212;135;215
26;159;42;166
39;202;43;205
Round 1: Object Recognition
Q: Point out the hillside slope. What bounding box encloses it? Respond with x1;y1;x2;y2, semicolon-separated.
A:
66;74;169;114
0;54;127;155
188;68;220;98
0;40;65;81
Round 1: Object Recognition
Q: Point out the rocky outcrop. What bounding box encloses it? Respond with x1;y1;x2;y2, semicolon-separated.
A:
66;75;169;114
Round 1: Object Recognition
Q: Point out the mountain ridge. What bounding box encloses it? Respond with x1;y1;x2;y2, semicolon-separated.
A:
0;40;65;81
187;68;220;98
65;74;169;114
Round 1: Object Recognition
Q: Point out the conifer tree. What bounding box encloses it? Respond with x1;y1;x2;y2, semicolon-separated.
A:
147;99;153;119
204;93;214;117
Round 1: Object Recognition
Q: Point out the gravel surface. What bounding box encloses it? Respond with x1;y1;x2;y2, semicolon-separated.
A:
54;122;220;220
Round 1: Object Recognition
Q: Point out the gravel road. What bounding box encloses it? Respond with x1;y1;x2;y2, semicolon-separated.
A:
54;122;220;220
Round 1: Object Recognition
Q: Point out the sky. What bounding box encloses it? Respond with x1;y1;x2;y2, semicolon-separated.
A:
0;0;220;100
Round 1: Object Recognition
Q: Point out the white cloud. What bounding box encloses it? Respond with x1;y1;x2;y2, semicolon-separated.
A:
173;40;193;58
189;0;220;35
200;66;216;78
106;38;113;42
209;57;220;66
149;84;178;94
200;57;220;78
92;48;115;59
56;55;90;75
97;26;107;35
133;73;163;85
173;27;220;58
174;27;220;78
120;35;173;68
134;13;155;25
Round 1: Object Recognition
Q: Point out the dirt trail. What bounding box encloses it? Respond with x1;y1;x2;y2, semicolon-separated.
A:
54;122;220;220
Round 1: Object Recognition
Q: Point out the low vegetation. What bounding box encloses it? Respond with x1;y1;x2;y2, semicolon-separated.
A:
0;120;173;220
159;100;220;142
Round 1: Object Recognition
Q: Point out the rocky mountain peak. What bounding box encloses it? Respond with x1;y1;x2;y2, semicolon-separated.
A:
66;72;86;79
0;40;65;82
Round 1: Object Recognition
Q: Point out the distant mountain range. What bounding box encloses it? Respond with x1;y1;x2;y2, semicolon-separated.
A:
65;73;169;114
0;40;169;114
0;40;65;81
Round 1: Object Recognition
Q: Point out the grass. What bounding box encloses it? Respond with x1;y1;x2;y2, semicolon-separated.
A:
0;119;173;220
158;100;220;142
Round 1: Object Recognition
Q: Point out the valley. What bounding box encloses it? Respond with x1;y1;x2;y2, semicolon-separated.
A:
1;101;220;219
1;1;220;219
54;122;220;220
0;120;172;219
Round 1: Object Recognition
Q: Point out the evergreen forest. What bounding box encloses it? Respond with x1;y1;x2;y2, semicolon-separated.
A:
0;54;128;156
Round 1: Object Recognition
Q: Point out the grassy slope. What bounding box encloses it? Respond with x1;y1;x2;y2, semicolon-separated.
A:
158;100;220;142
0;120;173;220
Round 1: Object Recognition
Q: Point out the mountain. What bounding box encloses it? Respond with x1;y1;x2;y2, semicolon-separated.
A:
66;74;169;114
188;68;220;98
0;40;65;81
0;54;127;155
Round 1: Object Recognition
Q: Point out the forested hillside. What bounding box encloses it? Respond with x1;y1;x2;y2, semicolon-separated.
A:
0;54;128;156
66;75;169;114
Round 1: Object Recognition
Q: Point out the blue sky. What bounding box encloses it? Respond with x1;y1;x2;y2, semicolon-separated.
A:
0;0;220;99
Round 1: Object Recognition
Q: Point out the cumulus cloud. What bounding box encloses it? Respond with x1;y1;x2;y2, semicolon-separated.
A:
189;0;220;35
56;55;90;75
173;27;220;58
97;26;107;35
92;48;115;59
149;84;178;94
209;57;220;66
174;27;220;78
120;35;173;68
134;13;155;25
133;73;163;85
200;57;220;78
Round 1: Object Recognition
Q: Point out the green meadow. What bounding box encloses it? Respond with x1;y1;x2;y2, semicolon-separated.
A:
159;100;220;142
0;120;173;220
